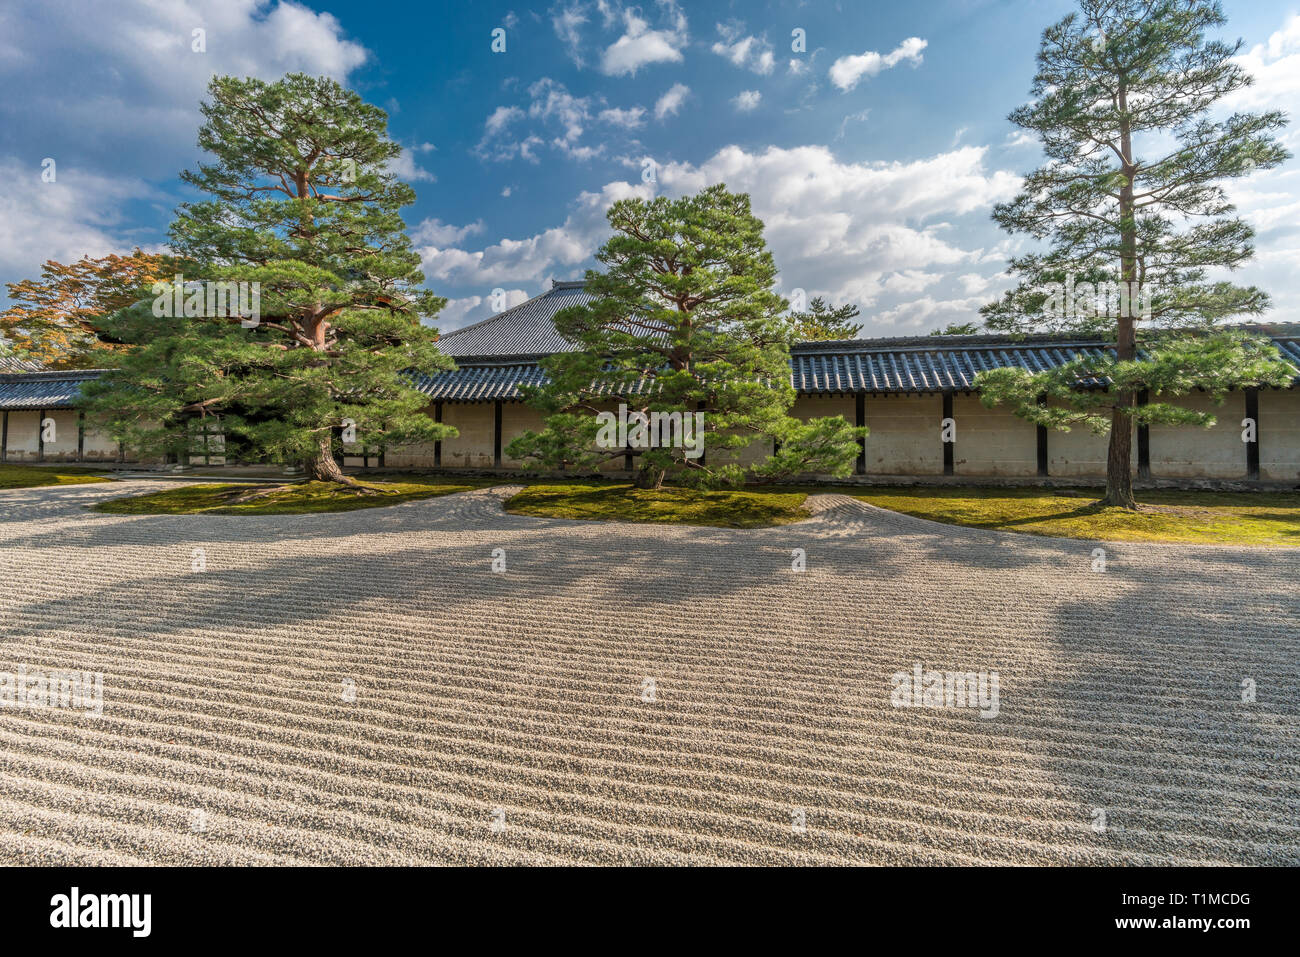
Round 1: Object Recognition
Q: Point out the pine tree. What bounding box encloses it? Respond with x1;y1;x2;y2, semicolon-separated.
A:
789;297;863;341
507;185;865;488
929;322;981;336
84;73;453;482
977;0;1291;507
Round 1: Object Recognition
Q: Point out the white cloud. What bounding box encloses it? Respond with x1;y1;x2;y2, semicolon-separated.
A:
0;0;368;177
829;37;927;91
732;90;762;112
600;4;688;76
418;181;655;287
1228;14;1300;109
873;293;990;331
484;105;525;135
0;158;160;284
551;2;589;66
432;289;531;331
653;143;1020;317
654;82;690;119
528;77;591;147
388;142;436;183
411;218;486;246
599;105;646;128
711;22;775;75
476;80;606;161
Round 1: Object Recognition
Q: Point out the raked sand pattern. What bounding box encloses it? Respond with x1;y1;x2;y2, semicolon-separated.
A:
1;480;1298;865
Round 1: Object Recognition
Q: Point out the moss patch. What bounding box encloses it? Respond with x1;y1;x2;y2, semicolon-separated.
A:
505;483;810;528
0;464;112;489
93;479;488;515
848;486;1300;546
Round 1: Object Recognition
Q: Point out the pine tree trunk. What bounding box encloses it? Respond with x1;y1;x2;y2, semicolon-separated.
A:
304;434;359;485
1102;402;1136;509
1103;78;1139;512
634;466;666;489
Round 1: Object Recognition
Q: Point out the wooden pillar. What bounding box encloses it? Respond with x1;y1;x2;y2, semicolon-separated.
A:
1;410;7;463
855;392;866;475
697;401;706;467
1136;389;1151;480
1245;387;1260;481
941;391;954;476
493;400;503;468
37;408;45;462
1036;393;1048;477
77;411;86;463
433;402;443;468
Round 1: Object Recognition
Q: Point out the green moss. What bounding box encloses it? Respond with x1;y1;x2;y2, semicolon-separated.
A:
93;479;487;515
505;483;810;528
848;486;1300;546
0;464;112;489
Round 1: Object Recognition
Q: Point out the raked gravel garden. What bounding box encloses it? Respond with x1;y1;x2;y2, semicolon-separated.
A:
1;478;1297;865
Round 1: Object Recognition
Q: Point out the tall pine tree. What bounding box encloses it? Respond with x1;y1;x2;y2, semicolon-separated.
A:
977;0;1291;507
507;185;864;488
85;73;453;482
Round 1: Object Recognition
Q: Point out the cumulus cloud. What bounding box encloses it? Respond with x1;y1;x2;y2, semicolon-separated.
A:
432;289;532;331
652;143;1020;318
711;22;775;75
477;80;610;161
411;218;486;246
419;143;1020;336
417;181;655;288
1228;14;1300;109
654;83;690;120
600;2;688;76
732;90;762;112
550;2;590;66
872;293;992;331
599;106;646;128
0;0;368;179
829;37;927;91
0;0;370;300
0;158;161;285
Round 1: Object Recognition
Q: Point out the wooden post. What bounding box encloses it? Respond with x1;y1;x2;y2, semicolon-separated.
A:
942;392;954;476
1;410;7;463
697;401;706;468
493;400;503;468
78;411;85;463
1036;393;1048;477
37;408;45;462
1245;387;1260;481
434;402;443;468
1136;389;1151;481
855;393;866;475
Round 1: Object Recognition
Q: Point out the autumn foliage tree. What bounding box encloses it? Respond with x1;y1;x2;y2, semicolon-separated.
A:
0;251;176;368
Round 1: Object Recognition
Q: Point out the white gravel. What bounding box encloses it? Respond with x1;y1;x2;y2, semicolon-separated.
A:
0;480;1297;865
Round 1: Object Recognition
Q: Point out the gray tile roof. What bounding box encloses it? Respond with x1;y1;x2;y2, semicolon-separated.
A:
0;370;104;410
3;280;1297;408
436;281;593;357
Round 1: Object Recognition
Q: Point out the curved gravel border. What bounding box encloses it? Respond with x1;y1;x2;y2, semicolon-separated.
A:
1;479;1297;865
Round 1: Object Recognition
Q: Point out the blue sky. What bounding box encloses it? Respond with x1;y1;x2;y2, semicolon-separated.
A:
1;0;1297;336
